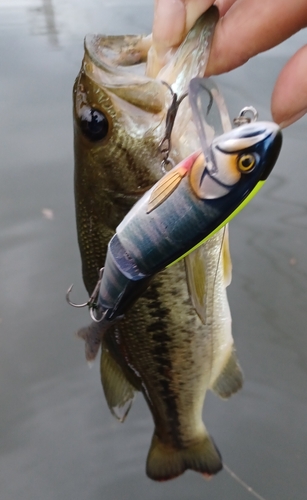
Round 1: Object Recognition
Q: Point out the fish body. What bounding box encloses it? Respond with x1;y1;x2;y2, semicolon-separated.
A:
72;8;281;481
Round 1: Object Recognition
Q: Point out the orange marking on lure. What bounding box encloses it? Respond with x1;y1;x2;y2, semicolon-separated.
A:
147;150;201;213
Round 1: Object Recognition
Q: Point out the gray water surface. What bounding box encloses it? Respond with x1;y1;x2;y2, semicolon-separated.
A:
1;1;307;499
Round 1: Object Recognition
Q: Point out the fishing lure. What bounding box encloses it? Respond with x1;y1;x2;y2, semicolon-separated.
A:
67;77;282;324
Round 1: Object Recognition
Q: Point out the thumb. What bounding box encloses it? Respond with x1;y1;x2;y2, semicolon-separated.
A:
272;45;307;128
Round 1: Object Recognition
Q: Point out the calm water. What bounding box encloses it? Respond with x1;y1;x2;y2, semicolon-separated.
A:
1;1;307;499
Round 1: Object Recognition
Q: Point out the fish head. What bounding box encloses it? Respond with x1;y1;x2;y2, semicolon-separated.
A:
190;121;282;199
74;7;219;196
73;36;167;198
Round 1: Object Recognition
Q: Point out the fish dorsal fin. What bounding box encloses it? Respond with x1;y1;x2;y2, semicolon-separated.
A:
147;166;187;214
100;348;136;422
222;225;232;287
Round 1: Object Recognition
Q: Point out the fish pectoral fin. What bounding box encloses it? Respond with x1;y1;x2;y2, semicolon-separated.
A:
146;431;222;481
76;322;105;362
222;225;232;287
147;168;186;214
184;245;208;322
100;348;136;422
210;348;243;399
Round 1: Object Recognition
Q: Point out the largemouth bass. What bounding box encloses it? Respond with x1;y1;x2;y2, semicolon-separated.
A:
72;7;281;481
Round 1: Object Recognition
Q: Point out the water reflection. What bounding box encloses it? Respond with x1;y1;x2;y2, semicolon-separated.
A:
29;0;59;47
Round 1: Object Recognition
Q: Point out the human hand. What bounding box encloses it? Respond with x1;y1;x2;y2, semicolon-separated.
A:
151;0;307;127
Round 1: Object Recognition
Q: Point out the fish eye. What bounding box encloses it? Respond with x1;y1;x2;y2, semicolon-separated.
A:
237;153;256;173
79;106;109;142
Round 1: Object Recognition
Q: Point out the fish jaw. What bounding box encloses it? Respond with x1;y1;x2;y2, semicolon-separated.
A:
148;6;219;87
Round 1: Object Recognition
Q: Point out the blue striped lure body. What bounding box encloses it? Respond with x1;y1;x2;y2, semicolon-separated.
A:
96;79;282;322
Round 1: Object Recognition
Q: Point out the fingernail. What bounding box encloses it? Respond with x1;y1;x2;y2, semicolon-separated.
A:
279;109;307;129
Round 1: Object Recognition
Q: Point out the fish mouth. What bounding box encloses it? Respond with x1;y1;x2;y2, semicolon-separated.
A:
82;7;219;151
83;35;167;114
84;33;151;73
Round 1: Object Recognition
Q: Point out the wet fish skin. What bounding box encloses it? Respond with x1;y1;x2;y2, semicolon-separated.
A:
73;7;243;481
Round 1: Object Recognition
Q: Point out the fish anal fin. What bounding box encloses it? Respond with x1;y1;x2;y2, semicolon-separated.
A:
146;431;222;481
100;348;136;422
211;348;243;399
147;168;186;214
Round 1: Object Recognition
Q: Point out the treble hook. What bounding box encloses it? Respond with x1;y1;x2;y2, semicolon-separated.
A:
159;81;188;172
66;267;104;310
66;284;89;308
90;306;107;323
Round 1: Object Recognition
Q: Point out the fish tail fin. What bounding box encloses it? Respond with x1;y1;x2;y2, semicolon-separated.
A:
146;431;222;481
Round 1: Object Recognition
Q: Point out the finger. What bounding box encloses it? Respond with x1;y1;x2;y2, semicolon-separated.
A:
152;0;214;53
271;45;307;127
215;0;237;17
185;0;216;36
206;0;307;75
150;0;214;77
152;0;186;54
147;0;185;77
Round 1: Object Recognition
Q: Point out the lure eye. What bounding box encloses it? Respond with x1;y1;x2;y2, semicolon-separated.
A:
79;106;109;142
237;153;256;173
